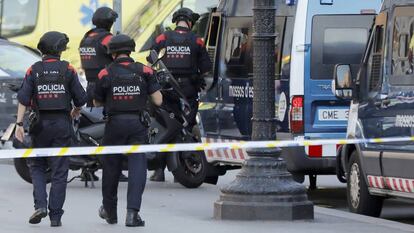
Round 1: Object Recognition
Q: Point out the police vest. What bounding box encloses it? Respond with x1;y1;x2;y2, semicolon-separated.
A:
106;63;148;114
79;29;113;81
32;61;71;112
162;30;198;75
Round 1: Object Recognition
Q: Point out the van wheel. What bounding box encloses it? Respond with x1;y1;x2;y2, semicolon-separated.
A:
347;151;383;217
14;158;51;184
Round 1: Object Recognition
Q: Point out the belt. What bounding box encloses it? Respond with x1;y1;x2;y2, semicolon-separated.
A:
108;113;141;120
38;111;70;120
176;77;193;84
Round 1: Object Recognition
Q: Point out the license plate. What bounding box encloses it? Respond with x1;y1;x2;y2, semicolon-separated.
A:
318;109;349;121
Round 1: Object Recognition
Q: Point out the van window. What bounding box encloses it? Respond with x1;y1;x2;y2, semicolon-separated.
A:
391;7;414;84
0;0;39;38
275;17;286;79
280;17;294;80
225;28;248;62
311;15;374;80
367;25;385;92
223;17;252;78
224;26;251;77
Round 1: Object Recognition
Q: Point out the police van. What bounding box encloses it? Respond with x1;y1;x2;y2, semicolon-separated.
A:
200;0;381;187
334;0;414;217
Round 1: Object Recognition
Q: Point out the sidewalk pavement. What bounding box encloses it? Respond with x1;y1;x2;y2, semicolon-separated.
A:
0;164;413;233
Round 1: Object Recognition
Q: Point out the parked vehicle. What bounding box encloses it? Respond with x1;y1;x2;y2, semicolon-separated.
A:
0;0;153;69
199;0;382;188
126;0;218;63
335;0;414;217
12;50;224;188
0;38;40;132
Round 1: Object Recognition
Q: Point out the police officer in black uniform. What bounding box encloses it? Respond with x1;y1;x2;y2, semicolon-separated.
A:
79;6;117;107
150;7;212;181
15;31;87;227
80;6;130;182
94;34;162;227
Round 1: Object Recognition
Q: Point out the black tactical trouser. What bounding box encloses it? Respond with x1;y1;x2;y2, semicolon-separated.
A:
101;115;148;215
86;82;96;107
27;114;72;221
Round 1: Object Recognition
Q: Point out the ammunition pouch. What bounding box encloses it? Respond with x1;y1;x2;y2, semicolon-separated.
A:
140;111;151;128
28;111;42;135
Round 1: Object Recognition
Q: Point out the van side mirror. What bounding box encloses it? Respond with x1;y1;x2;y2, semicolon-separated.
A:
333;64;353;99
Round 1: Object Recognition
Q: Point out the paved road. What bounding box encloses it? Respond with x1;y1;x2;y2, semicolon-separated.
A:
1;162;414;233
304;175;414;225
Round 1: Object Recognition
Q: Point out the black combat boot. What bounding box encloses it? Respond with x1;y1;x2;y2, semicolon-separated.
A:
50;219;62;227
29;208;48;224
149;168;165;182
98;205;117;224
125;209;145;227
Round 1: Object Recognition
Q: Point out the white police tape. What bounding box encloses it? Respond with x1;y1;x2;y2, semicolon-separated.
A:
1;136;414;159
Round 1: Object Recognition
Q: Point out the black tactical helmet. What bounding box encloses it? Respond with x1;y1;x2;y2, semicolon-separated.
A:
107;34;136;54
172;7;200;26
37;31;69;55
92;7;118;29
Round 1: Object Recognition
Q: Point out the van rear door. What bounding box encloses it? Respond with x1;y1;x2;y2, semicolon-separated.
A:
305;14;375;135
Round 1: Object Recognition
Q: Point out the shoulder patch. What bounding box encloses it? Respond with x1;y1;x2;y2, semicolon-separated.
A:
101;35;112;47
196;38;205;47
143;65;154;75
156;34;167;44
25;66;33;77
98;69;109;80
67;64;76;73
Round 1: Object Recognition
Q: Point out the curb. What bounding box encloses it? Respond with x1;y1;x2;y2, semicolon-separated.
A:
315;206;414;232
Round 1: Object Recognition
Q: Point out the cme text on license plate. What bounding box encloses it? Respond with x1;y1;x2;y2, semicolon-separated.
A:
318;109;349;121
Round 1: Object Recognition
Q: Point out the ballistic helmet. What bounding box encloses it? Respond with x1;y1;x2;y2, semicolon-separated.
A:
172;8;200;27
37;31;69;55
107;34;136;54
92;7;118;29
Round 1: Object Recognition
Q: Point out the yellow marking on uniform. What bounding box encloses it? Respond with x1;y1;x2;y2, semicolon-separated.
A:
22;149;33;158
410;137;414;141
92;146;105;155
160;144;175;153
372;138;383;143
195;143;210;151
126;145;140;155
58;147;69;157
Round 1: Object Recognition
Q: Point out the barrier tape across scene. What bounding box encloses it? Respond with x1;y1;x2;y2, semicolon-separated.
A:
0;136;413;159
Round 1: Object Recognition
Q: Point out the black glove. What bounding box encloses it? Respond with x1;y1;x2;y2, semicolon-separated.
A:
156;70;168;87
192;75;206;91
197;78;206;91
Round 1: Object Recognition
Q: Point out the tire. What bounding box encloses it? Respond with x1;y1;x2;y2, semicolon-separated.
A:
14;158;51;184
172;149;208;189
346;151;383;217
336;146;347;183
